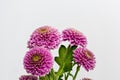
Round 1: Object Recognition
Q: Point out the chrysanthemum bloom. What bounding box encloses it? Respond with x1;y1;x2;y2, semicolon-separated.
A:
73;48;96;71
62;28;87;47
19;75;38;80
24;47;53;76
82;78;92;80
27;26;61;49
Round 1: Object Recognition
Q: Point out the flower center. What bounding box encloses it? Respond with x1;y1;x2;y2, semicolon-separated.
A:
39;28;48;34
85;51;93;59
32;55;40;62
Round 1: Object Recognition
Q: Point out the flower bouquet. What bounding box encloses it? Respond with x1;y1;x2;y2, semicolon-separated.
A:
19;26;96;80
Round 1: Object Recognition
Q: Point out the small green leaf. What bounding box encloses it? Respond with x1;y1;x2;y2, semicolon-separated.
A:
71;46;77;50
59;45;67;58
63;45;77;72
55;57;62;66
64;62;72;72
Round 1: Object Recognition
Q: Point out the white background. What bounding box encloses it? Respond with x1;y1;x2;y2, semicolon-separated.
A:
0;0;120;80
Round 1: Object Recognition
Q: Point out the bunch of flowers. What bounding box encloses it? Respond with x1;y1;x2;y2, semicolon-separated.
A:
19;26;96;80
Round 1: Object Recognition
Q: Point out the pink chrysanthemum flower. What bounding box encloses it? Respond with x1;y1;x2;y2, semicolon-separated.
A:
73;48;96;71
28;26;61;49
19;75;38;80
82;78;92;80
24;47;53;76
62;28;87;47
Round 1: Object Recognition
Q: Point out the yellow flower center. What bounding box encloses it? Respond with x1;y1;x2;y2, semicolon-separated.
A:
38;27;49;34
85;51;93;59
32;55;40;62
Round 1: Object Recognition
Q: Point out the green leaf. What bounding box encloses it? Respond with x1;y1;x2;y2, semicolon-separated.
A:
59;45;67;58
71;45;77;50
55;57;62;66
63;62;72;72
63;45;77;72
55;45;77;77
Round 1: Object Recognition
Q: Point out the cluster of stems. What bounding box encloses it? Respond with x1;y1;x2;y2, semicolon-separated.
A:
38;65;81;80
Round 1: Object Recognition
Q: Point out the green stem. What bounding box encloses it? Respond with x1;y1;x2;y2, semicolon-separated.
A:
38;76;40;80
65;71;70;80
56;64;65;79
65;63;76;80
49;69;57;80
73;66;80;80
48;74;52;80
64;73;67;80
